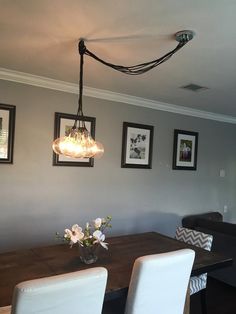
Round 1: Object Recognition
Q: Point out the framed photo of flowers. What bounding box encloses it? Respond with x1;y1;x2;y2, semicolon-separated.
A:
0;103;16;164
121;122;154;169
53;112;95;167
172;129;198;170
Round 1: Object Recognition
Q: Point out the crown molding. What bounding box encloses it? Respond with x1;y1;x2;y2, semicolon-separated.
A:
1;67;236;124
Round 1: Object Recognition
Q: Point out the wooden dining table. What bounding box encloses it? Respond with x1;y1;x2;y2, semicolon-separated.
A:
0;232;233;312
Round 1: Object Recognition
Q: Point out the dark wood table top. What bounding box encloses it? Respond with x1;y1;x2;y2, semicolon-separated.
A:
0;232;232;306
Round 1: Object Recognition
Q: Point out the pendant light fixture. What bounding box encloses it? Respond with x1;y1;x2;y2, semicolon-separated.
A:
52;30;194;159
52;41;104;159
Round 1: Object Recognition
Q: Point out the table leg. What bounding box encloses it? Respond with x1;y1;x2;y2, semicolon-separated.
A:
184;284;190;314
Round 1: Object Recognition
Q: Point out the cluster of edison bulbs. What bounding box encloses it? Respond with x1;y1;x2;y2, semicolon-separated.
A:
52;127;104;159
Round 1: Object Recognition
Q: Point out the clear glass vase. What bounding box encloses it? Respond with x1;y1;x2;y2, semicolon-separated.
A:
79;244;99;264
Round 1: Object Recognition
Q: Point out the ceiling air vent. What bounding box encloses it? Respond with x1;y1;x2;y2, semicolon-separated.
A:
181;84;209;92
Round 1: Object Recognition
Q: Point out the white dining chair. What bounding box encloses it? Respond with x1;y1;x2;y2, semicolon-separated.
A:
124;249;195;314
175;226;213;314
2;267;107;314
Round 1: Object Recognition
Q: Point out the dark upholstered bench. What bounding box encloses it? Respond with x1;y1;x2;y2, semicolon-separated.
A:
182;212;236;287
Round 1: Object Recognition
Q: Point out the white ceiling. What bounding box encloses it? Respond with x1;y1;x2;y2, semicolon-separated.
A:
1;0;236;118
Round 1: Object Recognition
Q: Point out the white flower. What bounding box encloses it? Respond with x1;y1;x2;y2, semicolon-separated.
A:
93;230;108;250
94;218;102;229
59;216;111;251
64;224;84;244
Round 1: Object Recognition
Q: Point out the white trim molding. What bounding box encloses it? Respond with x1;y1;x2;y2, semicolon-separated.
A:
1;67;236;124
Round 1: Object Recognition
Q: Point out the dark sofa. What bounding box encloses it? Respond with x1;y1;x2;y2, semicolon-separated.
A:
182;211;236;287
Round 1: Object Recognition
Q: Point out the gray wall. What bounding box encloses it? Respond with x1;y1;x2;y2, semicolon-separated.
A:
0;80;236;252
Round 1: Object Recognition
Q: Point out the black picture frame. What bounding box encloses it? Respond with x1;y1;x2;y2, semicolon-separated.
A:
121;122;154;169
0;103;16;164
53;112;95;167
172;129;198;170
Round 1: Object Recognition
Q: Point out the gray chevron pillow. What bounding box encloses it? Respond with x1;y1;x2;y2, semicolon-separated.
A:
175;227;213;295
175;227;213;251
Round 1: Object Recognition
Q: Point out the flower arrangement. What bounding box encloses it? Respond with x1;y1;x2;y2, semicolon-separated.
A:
59;216;112;250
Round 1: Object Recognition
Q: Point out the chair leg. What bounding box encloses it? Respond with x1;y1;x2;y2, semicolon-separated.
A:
200;289;207;314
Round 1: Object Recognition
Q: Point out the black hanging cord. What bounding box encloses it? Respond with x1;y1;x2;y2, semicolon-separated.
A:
78;35;190;76
73;41;86;129
73;33;193;130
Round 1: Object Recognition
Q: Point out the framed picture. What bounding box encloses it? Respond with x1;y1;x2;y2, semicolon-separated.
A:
121;122;154;169
53;112;95;167
0;104;16;164
172;129;198;170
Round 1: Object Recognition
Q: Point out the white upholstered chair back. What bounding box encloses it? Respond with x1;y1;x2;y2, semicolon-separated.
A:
10;267;107;314
124;249;195;314
175;226;213;295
